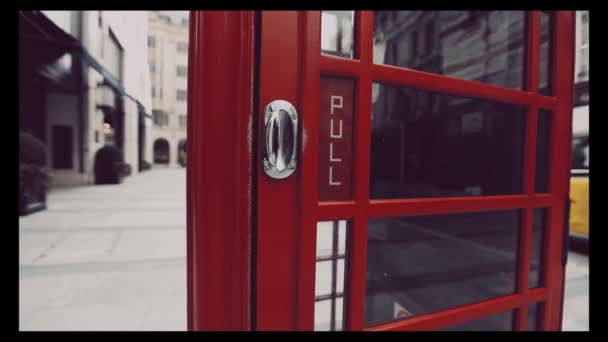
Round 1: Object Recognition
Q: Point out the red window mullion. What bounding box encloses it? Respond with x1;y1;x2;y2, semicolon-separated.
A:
523;10;542;195
346;10;373;331
317;201;356;221
316;194;554;222
320;55;361;77
322;54;558;111
516;208;534;330
370;63;557;110
515;10;541;331
367;195;555;218
367;288;548;331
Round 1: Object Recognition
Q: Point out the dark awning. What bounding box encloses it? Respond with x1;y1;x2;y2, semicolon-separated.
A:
19;11;152;119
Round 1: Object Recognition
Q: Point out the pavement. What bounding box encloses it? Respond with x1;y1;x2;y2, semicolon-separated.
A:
562;250;589;331
18;168;589;331
19;168;187;331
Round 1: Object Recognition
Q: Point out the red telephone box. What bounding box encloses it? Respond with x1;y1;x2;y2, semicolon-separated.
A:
187;11;575;331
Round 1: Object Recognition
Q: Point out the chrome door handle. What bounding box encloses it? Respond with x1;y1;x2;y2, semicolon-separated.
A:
263;100;298;179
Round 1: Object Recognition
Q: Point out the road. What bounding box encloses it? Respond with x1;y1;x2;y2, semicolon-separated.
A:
19;168;588;331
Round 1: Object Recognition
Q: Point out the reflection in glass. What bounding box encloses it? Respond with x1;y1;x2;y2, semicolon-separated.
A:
321;11;354;59
529;208;547;289
439;311;515;331
539;12;553;95
576;11;589;83
527;302;543;331
373;11;526;89
315;220;349;331
572;135;590;171
535;110;552;193
365;210;521;327
370;83;526;199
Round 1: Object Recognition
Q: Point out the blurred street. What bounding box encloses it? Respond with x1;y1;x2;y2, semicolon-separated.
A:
19;168;588;331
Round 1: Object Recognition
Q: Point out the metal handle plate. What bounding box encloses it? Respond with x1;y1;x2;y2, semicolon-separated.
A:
263;100;298;179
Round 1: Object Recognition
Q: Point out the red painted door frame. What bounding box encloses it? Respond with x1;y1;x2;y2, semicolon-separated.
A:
188;10;575;331
187;11;255;331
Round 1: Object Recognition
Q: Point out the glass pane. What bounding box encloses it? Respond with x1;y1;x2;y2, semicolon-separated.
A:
314;300;332;331
315;221;349;331
539;12;553;95
337;259;345;293
439;311;515;331
321;11;354;58
315;260;333;296
535;110;552;193
335;297;344;331
319;77;355;201
317;221;334;257
365;210;521;327
370;83;526;199
373;11;526;89
338;220;347;254
529;208;547;289
527;302;544;331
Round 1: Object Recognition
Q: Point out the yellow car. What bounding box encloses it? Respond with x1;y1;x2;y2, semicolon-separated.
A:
569;134;589;244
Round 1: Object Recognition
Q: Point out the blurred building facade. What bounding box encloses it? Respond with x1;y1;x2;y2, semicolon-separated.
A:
147;11;189;168
573;11;589;138
19;11;152;186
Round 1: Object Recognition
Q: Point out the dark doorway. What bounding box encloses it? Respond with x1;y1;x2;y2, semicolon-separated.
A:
178;139;186;167
154;138;170;164
52;125;73;169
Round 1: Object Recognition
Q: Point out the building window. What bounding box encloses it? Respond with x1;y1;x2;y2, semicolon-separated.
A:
151;87;155;98
106;29;123;81
98;11;103;28
424;22;434;54
411;30;418;58
179;115;187;128
153;110;169;127
150;63;156;73
148;36;156;47
159;88;163;99
177;65;187;77
177;42;188;53
177;89;187;101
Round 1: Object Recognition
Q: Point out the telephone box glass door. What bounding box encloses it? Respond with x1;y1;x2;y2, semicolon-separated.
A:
255;10;573;331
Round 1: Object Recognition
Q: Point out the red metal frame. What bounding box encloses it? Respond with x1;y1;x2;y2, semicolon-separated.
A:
189;10;574;331
255;11;302;331
545;11;575;331
187;11;255;331
297;10;322;332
